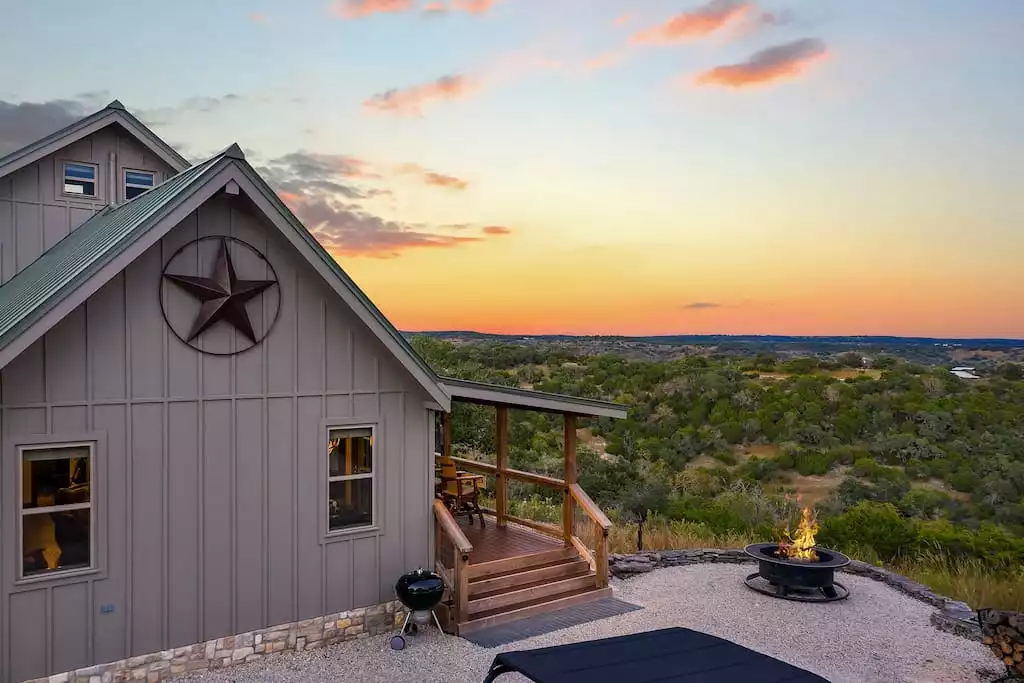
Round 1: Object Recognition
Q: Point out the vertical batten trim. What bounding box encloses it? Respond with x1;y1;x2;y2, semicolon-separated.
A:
290;266;299;621
123;270;134;655
196;221;206;640
161;240;170;649
260;235;270;627
320;297;327;614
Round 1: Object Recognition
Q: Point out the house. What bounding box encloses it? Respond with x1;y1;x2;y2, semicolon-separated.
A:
950;367;981;380
0;101;626;683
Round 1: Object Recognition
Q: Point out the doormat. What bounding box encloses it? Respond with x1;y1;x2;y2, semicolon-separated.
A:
461;598;644;648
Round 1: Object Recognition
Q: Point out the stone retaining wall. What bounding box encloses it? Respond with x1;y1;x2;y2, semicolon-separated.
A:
25;600;406;683
609;549;980;641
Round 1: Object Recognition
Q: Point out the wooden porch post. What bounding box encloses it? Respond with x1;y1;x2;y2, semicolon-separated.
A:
562;413;577;545
443;411;452;459
495;405;509;528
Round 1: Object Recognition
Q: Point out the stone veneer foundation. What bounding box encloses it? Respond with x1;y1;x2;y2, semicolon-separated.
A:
24;600;407;683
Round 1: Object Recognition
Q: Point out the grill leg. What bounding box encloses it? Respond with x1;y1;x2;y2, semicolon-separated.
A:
774;583;788;598
431;610;447;641
821;585;838;600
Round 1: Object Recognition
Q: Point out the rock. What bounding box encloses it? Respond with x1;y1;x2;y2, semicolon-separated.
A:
610;558;655;577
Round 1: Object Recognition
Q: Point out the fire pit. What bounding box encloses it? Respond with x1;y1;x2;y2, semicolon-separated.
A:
743;507;851;603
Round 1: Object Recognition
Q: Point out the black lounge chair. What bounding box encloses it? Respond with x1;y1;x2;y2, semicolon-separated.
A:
483;627;830;682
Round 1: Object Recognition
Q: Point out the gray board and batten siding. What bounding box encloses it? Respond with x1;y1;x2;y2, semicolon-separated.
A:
0;189;435;682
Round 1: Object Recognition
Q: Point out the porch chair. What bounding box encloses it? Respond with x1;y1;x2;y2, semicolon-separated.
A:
437;454;486;527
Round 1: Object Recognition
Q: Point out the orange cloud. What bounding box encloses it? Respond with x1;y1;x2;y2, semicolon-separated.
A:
693;38;828;88
613;13;632;26
631;0;751;44
329;0;414;19
248;11;269;23
423;1;447;13
482;225;511;235
396;162;469;189
453;0;497;12
584;51;625;71
363;74;479;115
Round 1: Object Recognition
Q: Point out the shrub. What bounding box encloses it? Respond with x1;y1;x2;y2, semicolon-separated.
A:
818;501;919;561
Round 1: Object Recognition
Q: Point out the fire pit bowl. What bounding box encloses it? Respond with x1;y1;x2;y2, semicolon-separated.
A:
743;543;851;602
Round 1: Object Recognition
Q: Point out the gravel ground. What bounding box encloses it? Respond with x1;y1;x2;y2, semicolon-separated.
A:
181;564;997;683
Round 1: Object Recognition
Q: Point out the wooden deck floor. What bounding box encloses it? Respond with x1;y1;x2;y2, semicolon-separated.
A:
457;515;564;565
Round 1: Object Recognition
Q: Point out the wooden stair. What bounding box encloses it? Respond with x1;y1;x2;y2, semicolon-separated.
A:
456;546;612;635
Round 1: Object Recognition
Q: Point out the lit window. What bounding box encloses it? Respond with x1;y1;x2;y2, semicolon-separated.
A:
124;169;155;200
63;162;98;197
20;444;93;579
327;427;374;532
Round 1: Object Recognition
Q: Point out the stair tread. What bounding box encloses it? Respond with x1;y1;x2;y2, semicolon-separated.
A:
469;557;587;583
468;586;610;622
471;571;594;602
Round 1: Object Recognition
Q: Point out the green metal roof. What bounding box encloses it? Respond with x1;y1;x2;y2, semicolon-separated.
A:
0;154;227;350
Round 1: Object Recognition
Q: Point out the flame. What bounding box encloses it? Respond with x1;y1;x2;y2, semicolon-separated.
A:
778;506;819;561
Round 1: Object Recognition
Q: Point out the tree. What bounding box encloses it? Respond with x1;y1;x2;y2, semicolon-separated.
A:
614;459;670;551
998;363;1023;381
838;352;864;368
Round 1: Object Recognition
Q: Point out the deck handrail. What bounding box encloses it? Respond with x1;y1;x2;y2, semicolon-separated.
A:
449;456;566;489
433;499;473;554
569;484;612;531
569;483;611;588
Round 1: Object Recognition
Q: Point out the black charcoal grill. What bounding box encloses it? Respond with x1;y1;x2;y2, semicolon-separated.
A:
388;568;447;650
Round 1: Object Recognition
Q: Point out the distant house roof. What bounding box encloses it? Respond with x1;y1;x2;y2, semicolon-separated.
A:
951;366;975;372
440;377;629;418
0;99;190;180
950;369;981;379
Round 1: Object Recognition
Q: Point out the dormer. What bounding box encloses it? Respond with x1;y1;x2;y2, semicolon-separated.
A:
0;100;189;283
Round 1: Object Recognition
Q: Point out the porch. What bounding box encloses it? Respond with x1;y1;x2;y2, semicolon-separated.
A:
432;378;627;635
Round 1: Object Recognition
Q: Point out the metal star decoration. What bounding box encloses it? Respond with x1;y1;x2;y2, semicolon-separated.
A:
163;238;277;343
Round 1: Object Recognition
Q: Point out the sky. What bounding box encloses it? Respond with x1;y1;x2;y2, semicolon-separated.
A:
1;0;1023;338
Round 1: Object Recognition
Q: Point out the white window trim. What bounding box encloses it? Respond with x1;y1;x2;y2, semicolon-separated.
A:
325;424;377;537
17;442;96;582
60;161;100;199
123;167;156;201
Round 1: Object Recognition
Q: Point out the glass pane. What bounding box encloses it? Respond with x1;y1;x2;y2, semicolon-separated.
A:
328;479;372;531
22;508;91;577
125;171;154;186
328;428;373;476
23;448;91;509
64;163;95;180
64;180;95;196
125;185;147;200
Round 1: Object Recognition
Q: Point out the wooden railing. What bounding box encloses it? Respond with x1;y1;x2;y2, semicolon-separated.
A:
570;484;611;588
433;499;473;624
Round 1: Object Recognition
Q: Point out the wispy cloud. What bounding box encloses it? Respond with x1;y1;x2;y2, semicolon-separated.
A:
613;13;632;26
693;38;828;88
631;0;751;44
261;150;508;258
248;11;269;23
584;51;626;71
681;302;722;309
329;0;414;19
136;94;258;126
332;0;501;18
396;162;469;190
482;225;512;235
363;74;479;116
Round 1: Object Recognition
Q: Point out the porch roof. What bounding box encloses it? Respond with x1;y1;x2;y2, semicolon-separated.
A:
439;376;628;419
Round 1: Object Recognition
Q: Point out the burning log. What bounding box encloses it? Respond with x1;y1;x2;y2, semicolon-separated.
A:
978;609;1024;677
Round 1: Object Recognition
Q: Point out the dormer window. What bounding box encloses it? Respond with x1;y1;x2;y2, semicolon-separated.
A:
62;162;98;197
124;169;155;200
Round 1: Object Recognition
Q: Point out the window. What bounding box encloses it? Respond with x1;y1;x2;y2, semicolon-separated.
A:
62;162;98;197
327;427;374;532
124;169;155;200
20;444;93;579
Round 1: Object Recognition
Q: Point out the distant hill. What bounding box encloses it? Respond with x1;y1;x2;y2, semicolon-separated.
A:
404;331;1024;366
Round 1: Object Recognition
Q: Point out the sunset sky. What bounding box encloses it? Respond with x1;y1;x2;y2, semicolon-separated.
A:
2;0;1023;338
